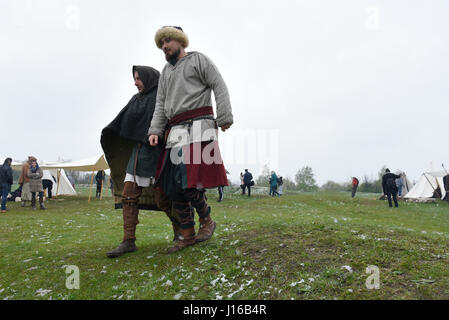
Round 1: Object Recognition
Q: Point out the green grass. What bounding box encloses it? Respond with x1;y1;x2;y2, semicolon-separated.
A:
1;188;449;300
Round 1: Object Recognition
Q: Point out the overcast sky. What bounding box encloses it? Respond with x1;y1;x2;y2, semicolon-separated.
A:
1;0;448;185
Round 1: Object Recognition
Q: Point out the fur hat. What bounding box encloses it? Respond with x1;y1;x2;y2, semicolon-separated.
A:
154;26;189;49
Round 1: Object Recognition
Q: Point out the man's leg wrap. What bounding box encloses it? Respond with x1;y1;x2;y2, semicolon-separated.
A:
184;188;210;219
173;200;195;229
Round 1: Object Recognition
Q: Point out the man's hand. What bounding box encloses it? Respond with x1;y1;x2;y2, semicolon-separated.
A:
220;123;232;132
149;135;159;146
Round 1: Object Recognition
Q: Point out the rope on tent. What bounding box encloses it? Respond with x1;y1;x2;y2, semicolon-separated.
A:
423;173;441;198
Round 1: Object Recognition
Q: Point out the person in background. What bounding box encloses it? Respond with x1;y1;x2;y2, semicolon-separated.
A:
27;159;46;210
351;177;359;198
240;172;245;195
382;169;400;208
269;171;279;197
18;156;35;207
278;176;284;196
217;169;230;202
95;170;105;198
243;169;253;197
0;158;13;213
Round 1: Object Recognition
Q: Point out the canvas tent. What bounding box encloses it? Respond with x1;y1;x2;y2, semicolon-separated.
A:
39;155;110;201
404;170;447;200
42;168;77;196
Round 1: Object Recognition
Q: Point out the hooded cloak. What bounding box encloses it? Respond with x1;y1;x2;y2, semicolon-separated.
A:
101;66;164;210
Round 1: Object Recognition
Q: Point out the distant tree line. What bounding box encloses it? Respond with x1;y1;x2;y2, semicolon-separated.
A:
255;164;319;192
255;164;389;193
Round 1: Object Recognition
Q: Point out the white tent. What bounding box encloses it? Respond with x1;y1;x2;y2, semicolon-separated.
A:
42;169;77;196
40;154;109;171
404;170;447;200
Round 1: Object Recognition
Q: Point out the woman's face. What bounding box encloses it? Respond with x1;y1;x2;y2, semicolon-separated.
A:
31;161;36;167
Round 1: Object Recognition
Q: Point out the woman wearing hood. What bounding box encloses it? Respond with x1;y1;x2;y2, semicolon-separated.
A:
27;159;46;210
101;66;178;258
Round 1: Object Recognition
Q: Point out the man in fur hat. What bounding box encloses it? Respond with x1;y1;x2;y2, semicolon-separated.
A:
149;26;233;253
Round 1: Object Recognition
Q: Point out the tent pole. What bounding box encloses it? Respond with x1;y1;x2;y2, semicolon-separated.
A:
88;171;94;203
55;169;61;199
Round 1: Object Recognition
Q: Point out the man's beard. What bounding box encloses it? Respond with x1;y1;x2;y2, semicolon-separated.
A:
165;47;181;65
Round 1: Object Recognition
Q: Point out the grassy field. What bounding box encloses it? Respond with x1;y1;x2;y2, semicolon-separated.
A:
1;186;449;300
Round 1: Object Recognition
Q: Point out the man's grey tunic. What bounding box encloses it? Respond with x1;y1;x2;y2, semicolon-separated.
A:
148;51;233;148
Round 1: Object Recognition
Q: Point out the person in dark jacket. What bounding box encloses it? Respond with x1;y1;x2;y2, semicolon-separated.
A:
95;170;105;198
0;158;13;213
243;169;253;197
382;169;401;208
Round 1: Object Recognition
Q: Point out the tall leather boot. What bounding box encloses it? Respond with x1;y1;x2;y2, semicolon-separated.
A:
107;201;138;258
167;227;196;253
107;182;141;258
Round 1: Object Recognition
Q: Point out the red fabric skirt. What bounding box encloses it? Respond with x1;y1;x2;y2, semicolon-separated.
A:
156;141;228;197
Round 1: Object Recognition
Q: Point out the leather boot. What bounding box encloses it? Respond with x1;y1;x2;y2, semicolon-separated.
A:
122;201;139;242
106;239;137;258
167;227;196;253
106;200;139;258
195;215;216;243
